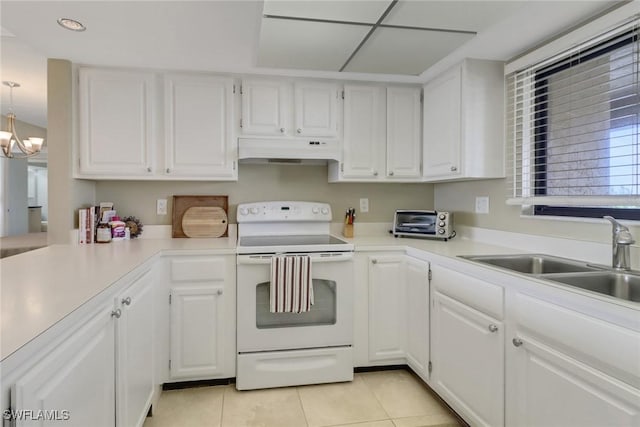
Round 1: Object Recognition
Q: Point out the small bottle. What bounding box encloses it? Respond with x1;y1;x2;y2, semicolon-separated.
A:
110;216;126;241
96;223;112;243
125;227;131;240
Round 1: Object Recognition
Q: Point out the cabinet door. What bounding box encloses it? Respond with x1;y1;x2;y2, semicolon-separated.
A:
405;257;429;379
368;255;406;361
386;87;422;178
241;79;288;135
12;306;116;427
341;85;385;179
294;82;339;137
165;74;236;179
508;334;640;427
170;286;225;379
116;270;155;427
78;68;155;176
423;65;462;178
432;291;504;427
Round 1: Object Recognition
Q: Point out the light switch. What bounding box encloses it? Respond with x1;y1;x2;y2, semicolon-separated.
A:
475;196;489;214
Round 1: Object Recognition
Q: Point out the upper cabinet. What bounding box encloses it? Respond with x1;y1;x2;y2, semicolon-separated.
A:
77;68;237;181
240;79;339;138
79;68;156;177
164;74;237;179
329;85;422;182
422;59;505;182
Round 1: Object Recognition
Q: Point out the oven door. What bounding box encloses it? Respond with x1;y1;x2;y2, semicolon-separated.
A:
237;252;354;353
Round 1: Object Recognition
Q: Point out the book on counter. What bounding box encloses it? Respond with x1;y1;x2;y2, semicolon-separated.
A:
78;205;100;244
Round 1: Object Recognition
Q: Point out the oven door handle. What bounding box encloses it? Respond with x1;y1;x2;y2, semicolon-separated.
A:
237;252;354;265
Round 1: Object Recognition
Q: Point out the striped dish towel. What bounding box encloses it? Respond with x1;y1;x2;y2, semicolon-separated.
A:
270;255;314;313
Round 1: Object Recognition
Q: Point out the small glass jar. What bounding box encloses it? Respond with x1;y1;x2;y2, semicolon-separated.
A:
96;223;112;243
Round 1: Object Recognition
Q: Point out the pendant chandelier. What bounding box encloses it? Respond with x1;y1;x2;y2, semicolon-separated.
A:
0;81;44;159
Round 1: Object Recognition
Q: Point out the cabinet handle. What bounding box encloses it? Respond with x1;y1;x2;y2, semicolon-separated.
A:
297;128;302;134
122;297;132;306
147;167;152;173
216;289;223;295
488;324;498;333
372;259;378;264
280;128;285;133
166;168;170;174
389;171;394;176
111;309;122;319
373;171;378;176
450;166;458;172
512;338;523;347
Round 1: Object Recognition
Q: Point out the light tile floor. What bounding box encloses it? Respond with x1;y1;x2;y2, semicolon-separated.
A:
143;370;463;427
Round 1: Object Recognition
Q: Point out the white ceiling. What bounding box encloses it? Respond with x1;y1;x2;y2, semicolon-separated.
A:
0;0;623;129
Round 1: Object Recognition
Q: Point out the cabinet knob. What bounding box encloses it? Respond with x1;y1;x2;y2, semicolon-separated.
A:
512;338;523;347
373;171;378;176
450;166;458;172
111;309;122;319
147;167;152;173
122;297;132;306
389;171;394;176
372;259;378;264
297;128;302;134
488;324;498;333
280;128;285;133
216;289;223;295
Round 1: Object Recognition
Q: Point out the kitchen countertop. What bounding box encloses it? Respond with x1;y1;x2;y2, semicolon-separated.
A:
1;237;237;361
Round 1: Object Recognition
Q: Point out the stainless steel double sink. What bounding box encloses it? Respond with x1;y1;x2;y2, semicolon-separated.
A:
460;254;640;303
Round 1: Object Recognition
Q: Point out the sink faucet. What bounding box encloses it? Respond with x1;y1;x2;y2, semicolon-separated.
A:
603;216;635;270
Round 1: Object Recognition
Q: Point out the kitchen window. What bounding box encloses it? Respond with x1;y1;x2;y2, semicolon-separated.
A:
507;18;640;220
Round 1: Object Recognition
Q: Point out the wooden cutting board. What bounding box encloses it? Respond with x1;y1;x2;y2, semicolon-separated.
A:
172;195;228;238
182;207;228;238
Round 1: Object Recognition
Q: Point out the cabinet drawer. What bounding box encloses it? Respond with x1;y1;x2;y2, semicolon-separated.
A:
515;293;640;388
433;266;504;319
170;257;226;282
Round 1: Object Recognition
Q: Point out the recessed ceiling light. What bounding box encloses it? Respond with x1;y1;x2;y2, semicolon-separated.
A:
57;18;86;32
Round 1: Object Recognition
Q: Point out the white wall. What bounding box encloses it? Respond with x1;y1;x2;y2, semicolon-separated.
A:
0;156;28;236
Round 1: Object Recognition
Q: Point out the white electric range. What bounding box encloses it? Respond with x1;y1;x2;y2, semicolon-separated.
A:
235;201;355;390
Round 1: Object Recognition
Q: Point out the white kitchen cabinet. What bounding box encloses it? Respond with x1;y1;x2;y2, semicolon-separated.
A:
167;255;236;381
329;85;422;182
368;255;406;362
404;257;430;380
241;79;289;136
386;87;422;179
294;81;339;137
78;67;155;177
506;292;640;427
164;74;237;179
115;269;155;427
430;265;504;427
422;59;504;181
337;85;385;179
11;304;117;427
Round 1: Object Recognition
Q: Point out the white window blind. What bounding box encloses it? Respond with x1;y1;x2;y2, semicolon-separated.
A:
506;17;640;207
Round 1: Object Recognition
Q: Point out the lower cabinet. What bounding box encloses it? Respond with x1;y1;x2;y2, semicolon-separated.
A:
11;304;117;427
167;254;236;381
506;292;640;427
430;264;505;427
405;257;430;380
368;255;406;362
10;267;155;427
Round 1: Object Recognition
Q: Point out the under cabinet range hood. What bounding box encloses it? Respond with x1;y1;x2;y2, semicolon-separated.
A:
238;138;340;164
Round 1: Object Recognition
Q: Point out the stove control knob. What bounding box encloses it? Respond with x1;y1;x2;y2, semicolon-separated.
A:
250;207;259;215
239;207;249;216
321;207;329;215
312;207;320;214
439;214;446;220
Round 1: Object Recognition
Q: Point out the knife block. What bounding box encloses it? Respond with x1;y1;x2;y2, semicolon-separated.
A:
343;224;354;238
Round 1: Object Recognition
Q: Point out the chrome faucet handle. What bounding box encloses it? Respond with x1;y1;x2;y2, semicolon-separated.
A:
604;216;635;243
604;216;630;232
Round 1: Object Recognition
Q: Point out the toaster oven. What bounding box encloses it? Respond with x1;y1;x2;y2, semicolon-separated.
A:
392;210;455;240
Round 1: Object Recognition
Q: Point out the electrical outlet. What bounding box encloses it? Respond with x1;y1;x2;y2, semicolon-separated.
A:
157;199;168;215
475;196;490;214
359;198;369;213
